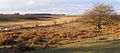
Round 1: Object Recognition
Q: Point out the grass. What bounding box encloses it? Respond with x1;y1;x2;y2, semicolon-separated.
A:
30;39;120;53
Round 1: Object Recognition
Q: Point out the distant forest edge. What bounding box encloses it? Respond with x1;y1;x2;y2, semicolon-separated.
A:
0;13;66;18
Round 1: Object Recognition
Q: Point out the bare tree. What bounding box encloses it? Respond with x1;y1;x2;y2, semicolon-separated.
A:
83;3;118;31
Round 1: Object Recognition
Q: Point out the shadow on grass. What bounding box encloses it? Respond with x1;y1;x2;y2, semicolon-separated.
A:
18;17;55;21
0;17;19;22
0;16;57;22
32;39;120;53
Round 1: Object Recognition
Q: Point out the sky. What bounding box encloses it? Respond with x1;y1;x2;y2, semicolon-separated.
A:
0;0;120;15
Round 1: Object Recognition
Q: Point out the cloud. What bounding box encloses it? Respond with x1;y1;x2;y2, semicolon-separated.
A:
27;0;34;4
0;0;119;15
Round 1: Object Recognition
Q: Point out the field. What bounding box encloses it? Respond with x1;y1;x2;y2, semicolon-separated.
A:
0;15;120;53
0;15;79;27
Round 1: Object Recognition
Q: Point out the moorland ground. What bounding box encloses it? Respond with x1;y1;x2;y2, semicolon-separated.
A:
0;15;120;53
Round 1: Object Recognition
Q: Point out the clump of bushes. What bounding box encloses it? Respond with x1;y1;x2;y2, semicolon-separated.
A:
0;37;16;45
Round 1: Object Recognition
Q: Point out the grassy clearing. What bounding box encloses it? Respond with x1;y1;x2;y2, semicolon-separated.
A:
30;39;120;53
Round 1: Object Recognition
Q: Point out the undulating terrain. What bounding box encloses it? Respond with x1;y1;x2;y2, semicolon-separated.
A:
0;15;120;53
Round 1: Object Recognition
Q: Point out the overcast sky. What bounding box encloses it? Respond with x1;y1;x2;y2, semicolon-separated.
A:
0;0;120;15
